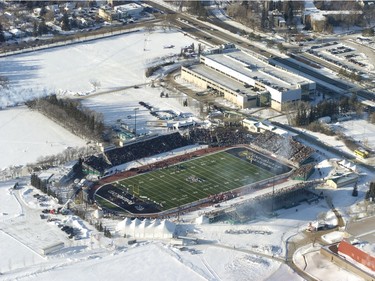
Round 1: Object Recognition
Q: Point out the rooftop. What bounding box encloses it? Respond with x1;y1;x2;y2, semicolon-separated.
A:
187;64;260;98
203;49;311;91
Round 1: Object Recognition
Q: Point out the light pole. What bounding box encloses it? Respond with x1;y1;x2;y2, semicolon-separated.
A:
134;107;139;136
271;177;275;215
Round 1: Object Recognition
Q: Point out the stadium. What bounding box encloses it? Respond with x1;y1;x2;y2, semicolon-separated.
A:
88;125;318;217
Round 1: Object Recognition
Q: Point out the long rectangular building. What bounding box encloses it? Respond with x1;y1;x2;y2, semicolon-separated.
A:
181;46;316;111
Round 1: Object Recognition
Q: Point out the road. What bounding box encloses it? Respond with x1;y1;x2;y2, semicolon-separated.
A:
346;215;375;244
271;57;375;101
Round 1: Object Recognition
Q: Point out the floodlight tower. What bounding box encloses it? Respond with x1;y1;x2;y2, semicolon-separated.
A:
134;107;139;136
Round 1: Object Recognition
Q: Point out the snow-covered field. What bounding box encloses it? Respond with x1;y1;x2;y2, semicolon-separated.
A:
81;85;202;135
0;28;201;100
0;106;86;169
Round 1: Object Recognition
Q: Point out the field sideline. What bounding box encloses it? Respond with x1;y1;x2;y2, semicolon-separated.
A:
95;147;285;213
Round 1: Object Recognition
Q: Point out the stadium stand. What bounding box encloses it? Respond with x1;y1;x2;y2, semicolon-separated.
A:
83;155;112;175
291;163;315;181
84;125;314;178
83;132;190;176
188;127;254;146
105;132;190;166
252;131;315;165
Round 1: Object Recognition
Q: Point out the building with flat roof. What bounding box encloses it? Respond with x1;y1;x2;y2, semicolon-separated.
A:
181;46;316;111
114;3;143;18
99;3;143;21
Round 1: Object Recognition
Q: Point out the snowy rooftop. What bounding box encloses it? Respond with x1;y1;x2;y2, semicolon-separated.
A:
114;3;143;12
204;49;312;91
187;64;259;97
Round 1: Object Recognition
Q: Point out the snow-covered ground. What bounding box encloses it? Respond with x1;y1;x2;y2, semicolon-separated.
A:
0;28;202;104
81;85;203;135
294;243;364;281
0;106;86;169
333;118;375;151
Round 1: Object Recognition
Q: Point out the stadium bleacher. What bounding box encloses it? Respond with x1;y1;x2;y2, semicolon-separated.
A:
105;132;190;166
84;126;314;177
83;132;190;175
252;131;315;165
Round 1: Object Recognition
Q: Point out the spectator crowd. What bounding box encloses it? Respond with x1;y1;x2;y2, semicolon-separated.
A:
252;131;315;165
84;125;315;178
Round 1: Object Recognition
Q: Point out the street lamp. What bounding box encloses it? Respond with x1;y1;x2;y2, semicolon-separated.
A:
134;107;139;136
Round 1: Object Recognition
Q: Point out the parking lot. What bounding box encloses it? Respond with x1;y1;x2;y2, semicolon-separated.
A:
306;41;374;79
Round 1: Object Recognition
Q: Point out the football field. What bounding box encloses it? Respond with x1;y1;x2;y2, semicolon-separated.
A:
96;147;287;213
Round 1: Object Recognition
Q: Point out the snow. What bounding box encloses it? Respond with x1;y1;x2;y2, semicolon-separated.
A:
334;118;375;151
5;243;206;281
321;231;345;244
0;106;86;169
294;244;365;281
80;85;202;135
189;200;329;258
0;28;201;97
0;231;47;274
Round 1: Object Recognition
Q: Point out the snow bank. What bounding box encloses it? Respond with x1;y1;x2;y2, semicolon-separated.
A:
321;231;345;244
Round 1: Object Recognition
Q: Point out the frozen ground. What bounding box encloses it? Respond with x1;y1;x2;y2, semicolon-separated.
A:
0;106;86;169
294;244;364;281
81;84;203;135
333;118;375;151
0;28;202;105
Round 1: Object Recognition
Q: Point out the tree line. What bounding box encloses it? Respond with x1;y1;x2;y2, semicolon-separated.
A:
26;95;105;141
226;1;304;32
288;94;360;126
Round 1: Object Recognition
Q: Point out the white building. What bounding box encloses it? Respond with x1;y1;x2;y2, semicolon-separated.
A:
181;47;316;111
114;3;143;18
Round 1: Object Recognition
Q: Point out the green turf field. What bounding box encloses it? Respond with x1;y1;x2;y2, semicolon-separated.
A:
111;148;276;211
